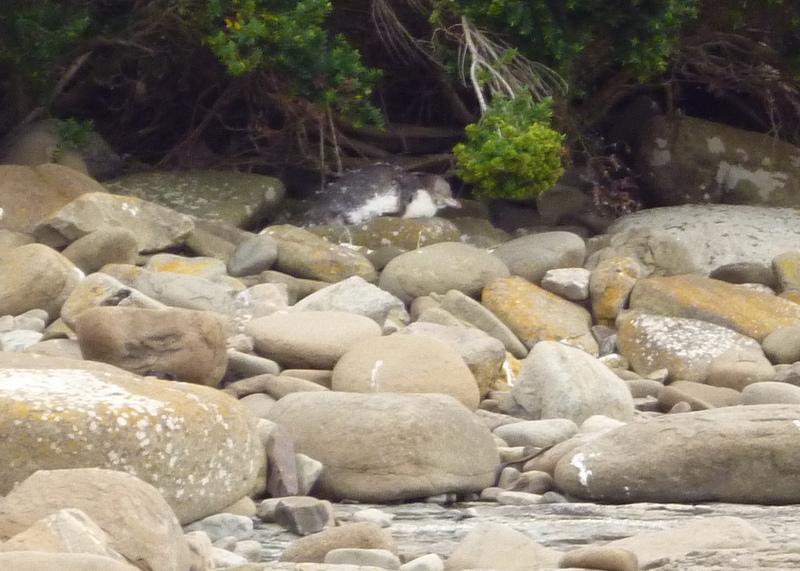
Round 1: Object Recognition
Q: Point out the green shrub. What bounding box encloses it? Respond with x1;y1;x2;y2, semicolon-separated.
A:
454;95;564;200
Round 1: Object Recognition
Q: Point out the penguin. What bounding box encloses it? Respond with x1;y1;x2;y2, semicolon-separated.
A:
301;163;460;226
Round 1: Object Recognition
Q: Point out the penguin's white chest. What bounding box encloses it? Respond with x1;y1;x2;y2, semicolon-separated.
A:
344;192;402;224
402;190;438;218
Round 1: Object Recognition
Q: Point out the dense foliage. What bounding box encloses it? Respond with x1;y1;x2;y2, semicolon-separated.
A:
454;96;564;199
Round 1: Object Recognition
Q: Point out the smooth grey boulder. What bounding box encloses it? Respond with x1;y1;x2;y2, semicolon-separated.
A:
491;231;586;283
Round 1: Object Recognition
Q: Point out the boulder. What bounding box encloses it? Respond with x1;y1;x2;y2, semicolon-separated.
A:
445;523;560;570
482;277;598;355
0;164;106;233
106;170;285;228
61;227;139;273
34;192;194;253
0;468;190;571
227;234;279;277
0;244;82;319
590;257;645;323
311;217;461;251
0;352;264;523
617;311;764;382
332;334;480;410
75;306;228;386
380;242;509;303
741;381;800;405
0;552;137;571
267;392;499;502
491;231;586;283
132;270;240;315
144;254;228;280
555;404;800;503
762;324;800;364
280;522;396;563
247;311;381;369
540;268;591;301
263;225;376;283
629;275;800;341
512;341;634;424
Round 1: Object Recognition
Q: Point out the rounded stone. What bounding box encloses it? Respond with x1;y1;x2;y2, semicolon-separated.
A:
332;334;480;410
762;324;800;364
61;227;139;274
559;546;639;571
246;311;381;369
379;242;509;303
740;381;800;405
491;231;586;283
267;392;499;502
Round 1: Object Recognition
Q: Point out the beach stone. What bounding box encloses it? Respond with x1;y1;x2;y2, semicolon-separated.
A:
267;392;499;502
586;227;696;277
617;311;764;382
496;491;543;506
296;453;324;495
590;257;645;324
0;552;137;571
333;334;479;409
263;225;376;283
445;523;560;570
401;553;444;571
629;274;800;341
0;468;191;571
313;217;461;251
236;283;291;321
239;393;276;418
259;270;328;301
773;250;800;292
493;419;578;449
537;183;589;225
555;404;800;503
0;164;106;233
451;216;511;248
706;347;776;391
185;513;254;542
76;306;228;386
0;330;42;352
0;352;264;523
145;254;228;280
710;261;778;288
61;227;139;273
224;374;327;401
0;243;81;319
352;509;395;528
504;471;555;495
225;350;281;380
325;548;401;569
398;322;505;397
762;324;800;364
605;516;770;568
210;547;248;567
741;381;800;404
106;170;284;228
35;192;194;253
540;268;591;301
133;270;240;315
227;234;279;277
292;276;409;329
483;277;597;355
246;311;381;369
24;338;83;360
0;230;33;257
559;546;639;571
512;341;634;424
597;204;800;275
491;231;586;283
436;290;527;358
380;242;509;303
657;381;740;412
280;522;396;563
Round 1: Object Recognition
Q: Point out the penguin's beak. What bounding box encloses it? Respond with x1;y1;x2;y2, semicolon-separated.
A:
443;197;461;209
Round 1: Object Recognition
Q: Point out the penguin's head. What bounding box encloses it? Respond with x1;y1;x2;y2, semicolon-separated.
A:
420;174;461;210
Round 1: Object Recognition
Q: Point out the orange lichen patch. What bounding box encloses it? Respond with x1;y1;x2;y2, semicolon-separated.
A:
630;275;800;341
590;256;644;324
482;276;598;355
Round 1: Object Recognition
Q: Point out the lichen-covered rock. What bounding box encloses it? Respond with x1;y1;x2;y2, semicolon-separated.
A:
0;164;106;233
590;257;645;324
555;405;800;503
34;192;194;253
629;275;800;341
0;352;264;524
482;276;598;355
267;392;499;502
144;254;228;280
106;170;285;229
773;250;800;292
617;311;764;382
263;225;376;283
311;217;461;251
380;242;509;303
0;244;82;319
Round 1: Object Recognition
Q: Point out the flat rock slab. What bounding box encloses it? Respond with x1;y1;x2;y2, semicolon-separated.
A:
604;205;800;275
251;501;800;569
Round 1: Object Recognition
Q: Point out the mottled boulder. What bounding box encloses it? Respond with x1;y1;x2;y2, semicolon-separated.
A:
590;257;645;323
35;192;194;253
75;306;228;386
311;217;461;251
482;277;598;355
267;392;499;502
0;469;190;571
629;275;800;341
555;405;800;503
0;352;264;523
107;170;285;228
512;341;634;424
332;334;480;410
61;227;139;273
0;164;106;233
144;253;228;280
0;244;81;319
617;311;764;382
380;242;509;303
263;225;376;283
491;231;586;283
